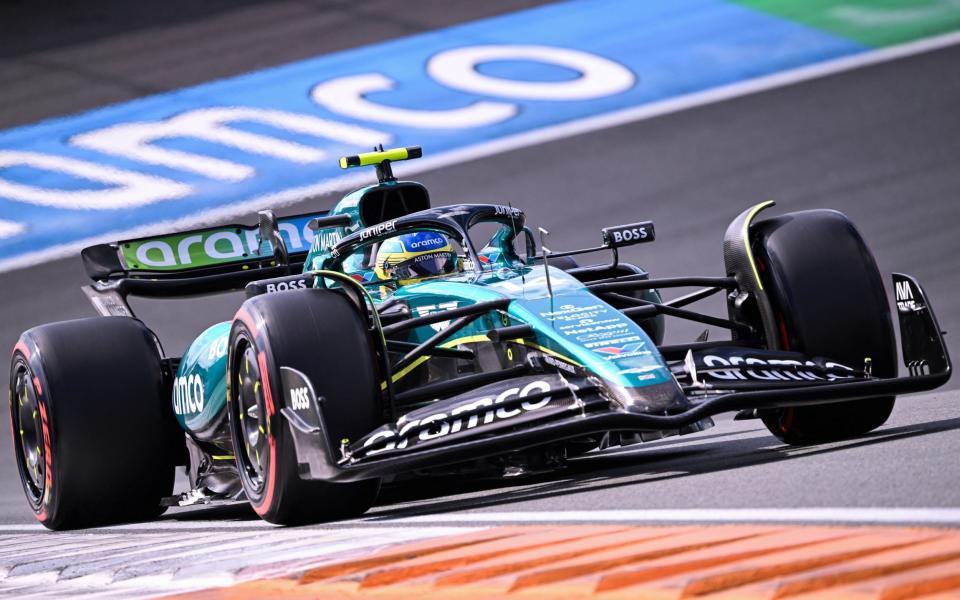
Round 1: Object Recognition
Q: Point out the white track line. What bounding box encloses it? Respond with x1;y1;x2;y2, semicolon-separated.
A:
2;507;959;533
387;508;960;526
2;30;959;274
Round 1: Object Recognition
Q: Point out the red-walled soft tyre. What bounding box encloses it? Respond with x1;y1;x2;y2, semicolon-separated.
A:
228;289;380;525
9;317;178;530
752;210;897;445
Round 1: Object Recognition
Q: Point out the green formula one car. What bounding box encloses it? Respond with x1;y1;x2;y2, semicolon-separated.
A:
10;146;951;529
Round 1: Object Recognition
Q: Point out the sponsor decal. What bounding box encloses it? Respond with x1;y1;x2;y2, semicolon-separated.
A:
593;341;650;360
602;221;655;248
362;379;554;455
583;335;645;349
540;304;607;322
595;341;647;355
539;354;578;375
121;215;316;271
540;302;653;359
895;279;920;313
404;231;447;250
314;230;342;251
265;278;309;293
411;251;445;264
493;205;523;218
700;353;856;382
415;301;459;332
349;270;378;283
206;336;228;362
173;374;205;415
289;386;311;411
359;219;396;241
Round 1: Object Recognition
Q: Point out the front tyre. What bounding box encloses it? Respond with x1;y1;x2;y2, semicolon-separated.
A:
228;289;380;525
753;210;897;445
10;318;178;530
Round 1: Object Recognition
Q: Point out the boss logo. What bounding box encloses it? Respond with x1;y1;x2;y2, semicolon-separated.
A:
602;221;656;248
265;279;308;293
289;387;310;410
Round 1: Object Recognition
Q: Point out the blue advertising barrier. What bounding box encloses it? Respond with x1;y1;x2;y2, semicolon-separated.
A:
0;0;864;270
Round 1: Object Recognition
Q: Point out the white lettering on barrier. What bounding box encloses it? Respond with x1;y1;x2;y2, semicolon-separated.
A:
311;73;517;128
427;45;635;101
0;151;191;209
70;107;390;181
0;219;25;240
0;45;635;218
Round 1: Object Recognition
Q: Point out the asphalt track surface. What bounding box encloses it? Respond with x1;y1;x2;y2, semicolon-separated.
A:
0;0;958;553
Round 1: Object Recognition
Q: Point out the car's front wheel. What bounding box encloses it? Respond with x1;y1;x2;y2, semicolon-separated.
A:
752;209;897;445
228;289;381;525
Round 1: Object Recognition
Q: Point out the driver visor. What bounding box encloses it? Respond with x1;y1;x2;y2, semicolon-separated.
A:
390;252;457;281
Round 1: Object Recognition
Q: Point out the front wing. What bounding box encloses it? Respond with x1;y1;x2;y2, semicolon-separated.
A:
279;273;950;483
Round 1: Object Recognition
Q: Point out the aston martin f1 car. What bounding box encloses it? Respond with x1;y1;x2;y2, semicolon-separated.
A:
10;146;951;528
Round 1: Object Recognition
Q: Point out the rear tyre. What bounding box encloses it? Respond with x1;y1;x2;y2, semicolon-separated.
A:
228;289;380;525
10;317;177;530
753;210;897;445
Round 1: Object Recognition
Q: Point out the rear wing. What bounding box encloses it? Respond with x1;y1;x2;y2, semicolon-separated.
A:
81;211;325;281
80;211;331;317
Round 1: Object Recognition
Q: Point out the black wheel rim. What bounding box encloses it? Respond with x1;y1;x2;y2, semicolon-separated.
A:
13;365;44;505
234;341;267;492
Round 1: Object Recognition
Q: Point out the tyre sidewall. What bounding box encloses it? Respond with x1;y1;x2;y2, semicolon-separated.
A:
229;289;381;524
754;210;896;444
10;318;176;529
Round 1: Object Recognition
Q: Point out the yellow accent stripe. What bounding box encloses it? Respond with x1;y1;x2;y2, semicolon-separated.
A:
211;455;235;461
742;200;775;291
381;334;489;389
514;339;582;367
380;335;582;390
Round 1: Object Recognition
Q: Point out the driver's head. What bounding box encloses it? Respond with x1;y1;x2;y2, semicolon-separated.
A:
374;231;461;285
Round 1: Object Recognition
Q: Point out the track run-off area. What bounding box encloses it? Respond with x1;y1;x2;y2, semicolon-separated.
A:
1;0;959;598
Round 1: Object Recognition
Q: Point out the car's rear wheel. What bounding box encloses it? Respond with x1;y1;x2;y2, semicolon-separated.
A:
752;210;897;445
228;289;381;525
9;317;178;530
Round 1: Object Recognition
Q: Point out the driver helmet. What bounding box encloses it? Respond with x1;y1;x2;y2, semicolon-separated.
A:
374;231;462;285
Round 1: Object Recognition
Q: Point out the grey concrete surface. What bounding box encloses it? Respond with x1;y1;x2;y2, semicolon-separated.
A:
0;1;957;529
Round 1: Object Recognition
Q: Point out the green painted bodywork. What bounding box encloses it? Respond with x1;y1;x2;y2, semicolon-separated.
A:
173;322;230;436
305;184;369;271
390;266;672;390
175;181;671;437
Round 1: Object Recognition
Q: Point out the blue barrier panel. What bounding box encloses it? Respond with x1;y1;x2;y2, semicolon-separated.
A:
0;0;864;270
